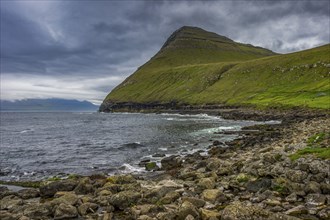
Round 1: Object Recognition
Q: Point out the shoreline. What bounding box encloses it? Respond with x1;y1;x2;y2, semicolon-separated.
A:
1;109;329;219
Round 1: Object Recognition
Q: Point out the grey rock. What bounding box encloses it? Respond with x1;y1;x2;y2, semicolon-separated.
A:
177;201;199;220
182;197;206;208
109;190;140;210
39;179;78;198
17;188;40;199
286;170;308;183
54;203;78;219
74;177;94;195
23;204;52;219
285;205;307;216
0;195;24;210
246;178;271;193
161;155;182;170
77;202;98;216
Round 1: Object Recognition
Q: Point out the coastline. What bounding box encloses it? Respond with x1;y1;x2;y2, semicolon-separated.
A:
1;109;329;219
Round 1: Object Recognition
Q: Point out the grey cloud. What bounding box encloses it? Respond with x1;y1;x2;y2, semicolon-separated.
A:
1;0;329;102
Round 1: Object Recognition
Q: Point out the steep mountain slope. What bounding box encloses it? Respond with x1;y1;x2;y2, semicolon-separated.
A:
101;26;330;111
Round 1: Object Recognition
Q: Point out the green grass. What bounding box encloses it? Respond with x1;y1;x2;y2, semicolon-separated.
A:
289;132;330;160
289;147;330;160
103;26;330;110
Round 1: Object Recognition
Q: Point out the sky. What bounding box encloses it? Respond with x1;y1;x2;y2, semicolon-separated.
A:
1;0;329;104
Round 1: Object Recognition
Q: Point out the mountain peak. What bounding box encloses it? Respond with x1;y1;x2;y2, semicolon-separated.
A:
161;26;234;50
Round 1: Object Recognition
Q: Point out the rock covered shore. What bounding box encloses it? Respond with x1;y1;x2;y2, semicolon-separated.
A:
1;110;329;220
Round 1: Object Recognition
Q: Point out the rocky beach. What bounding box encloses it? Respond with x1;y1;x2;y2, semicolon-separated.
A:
1;109;329;220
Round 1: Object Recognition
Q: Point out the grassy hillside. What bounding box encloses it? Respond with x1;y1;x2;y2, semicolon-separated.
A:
103;26;330;110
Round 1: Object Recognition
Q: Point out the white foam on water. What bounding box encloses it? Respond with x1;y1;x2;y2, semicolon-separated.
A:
120;163;145;173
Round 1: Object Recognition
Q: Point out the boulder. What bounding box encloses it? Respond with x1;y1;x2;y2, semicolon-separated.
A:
305;181;321;194
202;189;222;203
285;170;308;183
200;208;220;220
0;195;24;210
77;202;98;216
284;205;307;216
23;203;52;219
106;174;137;184
39;179;78;198
109;190;140;210
246;178;271;193
51;192;79;206
74;177;94;195
182;197;206;208
159;191;180;204
177;201;199;220
221;201;269;220
17;188;40;199
305;193;326;208
145;162;159;171
197;178;215;190
54;203;78;219
161;155;182;170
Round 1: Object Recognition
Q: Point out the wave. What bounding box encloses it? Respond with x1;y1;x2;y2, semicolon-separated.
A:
118;163;145;173
19;129;34;133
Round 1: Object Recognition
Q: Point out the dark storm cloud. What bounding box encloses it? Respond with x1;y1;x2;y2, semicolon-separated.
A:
1;0;329;103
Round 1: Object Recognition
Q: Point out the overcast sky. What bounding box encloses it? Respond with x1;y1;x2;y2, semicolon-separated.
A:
1;0;329;104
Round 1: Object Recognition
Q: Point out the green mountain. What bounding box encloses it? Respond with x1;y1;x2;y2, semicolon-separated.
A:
100;26;330;111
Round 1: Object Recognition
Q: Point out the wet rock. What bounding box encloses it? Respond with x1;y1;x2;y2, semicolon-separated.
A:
246;178;272;193
17;188;40;199
317;207;330;219
145;162;159;171
200;208;220;220
212;140;224;146
74;177;94;195
106;174;137;184
285;193;298;203
0;195;24;210
182;197;206;208
0;210;21;220
156;211;176;220
161;155;182;170
177;201;199;220
51;192;78;206
109;190;140;210
285;205;307;216
139;159;151;167
305;181;321;194
221;201;269;219
39;179;78;198
320;183;330;194
130;204;162;219
152;153;166;158
77;202;98;216
305;193;326;209
54;203;78;219
23;203;52;219
197;177;215;190
286;170;308;183
202;189;222;203
159;191;180;204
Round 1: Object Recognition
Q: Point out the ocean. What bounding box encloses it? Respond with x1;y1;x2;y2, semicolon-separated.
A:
0;112;277;181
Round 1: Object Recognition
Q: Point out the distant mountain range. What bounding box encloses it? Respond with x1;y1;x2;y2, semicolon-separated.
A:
0;99;99;112
100;26;329;111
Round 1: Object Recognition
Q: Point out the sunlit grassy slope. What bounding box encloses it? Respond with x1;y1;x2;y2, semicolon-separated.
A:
104;27;330;109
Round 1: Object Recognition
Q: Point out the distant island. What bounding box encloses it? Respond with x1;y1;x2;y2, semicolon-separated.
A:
0;99;99;112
